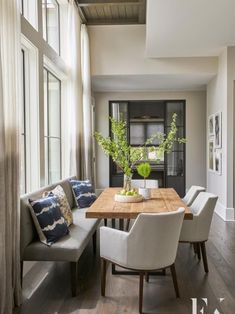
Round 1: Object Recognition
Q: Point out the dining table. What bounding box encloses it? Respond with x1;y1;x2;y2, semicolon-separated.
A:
86;187;193;222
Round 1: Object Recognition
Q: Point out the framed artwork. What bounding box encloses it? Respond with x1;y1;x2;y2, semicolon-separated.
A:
208;139;214;171
215;112;222;148
215;150;222;175
208;114;215;136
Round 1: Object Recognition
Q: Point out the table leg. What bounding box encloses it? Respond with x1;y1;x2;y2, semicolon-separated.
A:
111;218;116;274
119;219;124;231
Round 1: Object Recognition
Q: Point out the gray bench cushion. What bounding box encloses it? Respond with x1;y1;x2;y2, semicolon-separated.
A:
23;208;100;262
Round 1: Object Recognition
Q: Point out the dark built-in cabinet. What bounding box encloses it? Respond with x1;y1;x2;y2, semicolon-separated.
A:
109;100;186;197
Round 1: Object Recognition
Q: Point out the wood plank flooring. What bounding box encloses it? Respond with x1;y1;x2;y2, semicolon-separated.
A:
17;214;235;314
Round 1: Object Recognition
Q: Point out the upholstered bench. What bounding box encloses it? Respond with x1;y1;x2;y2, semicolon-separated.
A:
20;176;100;296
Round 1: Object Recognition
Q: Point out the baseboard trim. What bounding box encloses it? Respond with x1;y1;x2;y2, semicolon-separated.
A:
215;201;235;221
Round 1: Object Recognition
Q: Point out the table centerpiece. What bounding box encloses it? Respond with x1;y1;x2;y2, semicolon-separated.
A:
94;113;186;202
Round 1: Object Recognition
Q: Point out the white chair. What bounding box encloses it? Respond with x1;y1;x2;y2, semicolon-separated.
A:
100;208;185;314
131;179;159;189
182;185;205;207
180;192;218;273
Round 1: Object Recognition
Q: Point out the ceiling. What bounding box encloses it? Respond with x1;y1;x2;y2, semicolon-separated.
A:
92;74;214;92
75;0;146;25
146;0;235;57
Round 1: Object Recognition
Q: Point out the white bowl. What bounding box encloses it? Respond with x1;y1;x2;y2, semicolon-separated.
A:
114;194;143;203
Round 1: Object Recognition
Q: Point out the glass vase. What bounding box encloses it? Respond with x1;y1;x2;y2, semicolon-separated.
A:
123;173;132;191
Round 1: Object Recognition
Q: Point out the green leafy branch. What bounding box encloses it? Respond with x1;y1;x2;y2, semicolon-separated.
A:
94;113;186;177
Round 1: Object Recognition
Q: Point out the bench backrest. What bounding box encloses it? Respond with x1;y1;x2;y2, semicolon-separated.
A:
20;176;76;259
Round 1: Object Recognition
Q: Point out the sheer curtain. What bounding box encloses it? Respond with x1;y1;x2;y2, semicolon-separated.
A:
81;24;94;182
63;4;94;182
63;0;83;179
0;0;22;312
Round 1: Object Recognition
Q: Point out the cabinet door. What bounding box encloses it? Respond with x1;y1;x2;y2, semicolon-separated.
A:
166;102;184;126
110;102;128;123
165;101;185;197
167;152;184;176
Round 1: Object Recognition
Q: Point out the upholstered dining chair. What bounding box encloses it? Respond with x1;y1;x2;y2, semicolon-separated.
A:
182;185;206;207
100;208;185;314
180;192;218;273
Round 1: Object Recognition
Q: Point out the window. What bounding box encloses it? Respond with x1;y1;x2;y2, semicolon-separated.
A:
42;0;60;53
21;0;38;30
21;0;67;191
44;68;61;184
21;37;41;193
20;49;27;194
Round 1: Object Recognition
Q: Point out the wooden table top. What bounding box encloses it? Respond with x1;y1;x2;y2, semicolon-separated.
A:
86;188;193;220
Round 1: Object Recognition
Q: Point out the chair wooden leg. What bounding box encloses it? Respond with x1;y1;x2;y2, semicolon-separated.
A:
92;231;97;255
104;219;107;226
101;258;107;297
126;219;130;231
145;272;149;282
139;272;144;314
197;243;201;260
70;262;78;297
200;242;209;273
170;264;180;298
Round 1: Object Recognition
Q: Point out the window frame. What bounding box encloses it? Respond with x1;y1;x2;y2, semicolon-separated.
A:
21;35;41;193
21;0;38;30
43;0;61;55
44;67;62;185
21;49;27;193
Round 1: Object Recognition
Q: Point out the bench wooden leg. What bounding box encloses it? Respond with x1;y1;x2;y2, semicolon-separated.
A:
20;261;24;287
70;262;78;296
92;231;97;255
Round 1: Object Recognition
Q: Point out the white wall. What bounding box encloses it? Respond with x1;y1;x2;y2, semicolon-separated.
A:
94;91;206;191
88;25;217;77
207;48;235;221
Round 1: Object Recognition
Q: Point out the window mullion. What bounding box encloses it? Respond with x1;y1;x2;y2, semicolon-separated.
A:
47;69;50;183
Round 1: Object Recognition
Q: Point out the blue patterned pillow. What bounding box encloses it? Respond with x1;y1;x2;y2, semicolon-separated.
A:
70;179;97;208
29;195;69;246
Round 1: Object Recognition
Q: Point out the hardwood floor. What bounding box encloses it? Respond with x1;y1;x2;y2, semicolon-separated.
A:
17;214;235;314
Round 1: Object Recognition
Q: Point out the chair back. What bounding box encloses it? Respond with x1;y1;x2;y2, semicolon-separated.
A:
126;208;185;270
182;185;205;206
190;192;218;241
131;179;159;189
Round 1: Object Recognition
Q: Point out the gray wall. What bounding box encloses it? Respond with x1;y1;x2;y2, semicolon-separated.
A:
207;47;235;221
